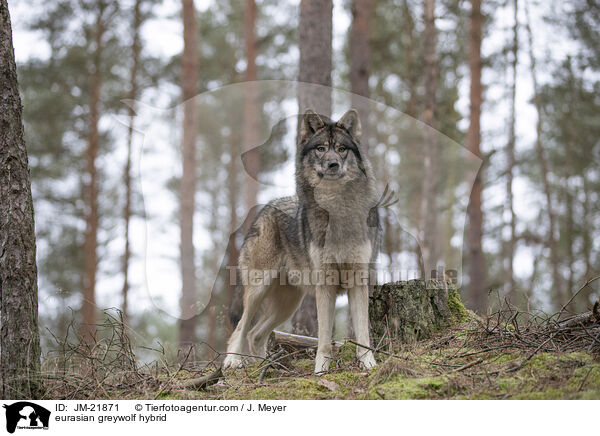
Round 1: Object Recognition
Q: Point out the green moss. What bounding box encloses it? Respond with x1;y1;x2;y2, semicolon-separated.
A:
459;353;600;399
448;288;467;323
525;352;590;372
324;371;363;385
292;359;314;372
511;388;600;400
568;365;600;390
155;391;183;400
337;342;357;363
146;340;600;400
495;375;523;392
370;280;468;344
368;375;453;400
223;378;336;400
577;390;600;400
489;352;520;365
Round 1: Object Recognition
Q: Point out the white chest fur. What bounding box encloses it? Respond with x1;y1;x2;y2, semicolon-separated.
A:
309;240;372;269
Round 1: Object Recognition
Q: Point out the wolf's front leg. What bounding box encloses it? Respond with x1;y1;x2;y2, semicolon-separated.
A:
314;286;337;374
348;285;377;369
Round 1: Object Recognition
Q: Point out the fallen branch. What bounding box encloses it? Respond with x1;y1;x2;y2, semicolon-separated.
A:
558;308;599;329
180;367;223;390
453;358;484;373
270;330;343;349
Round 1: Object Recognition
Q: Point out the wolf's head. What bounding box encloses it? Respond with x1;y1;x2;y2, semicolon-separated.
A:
296;109;373;197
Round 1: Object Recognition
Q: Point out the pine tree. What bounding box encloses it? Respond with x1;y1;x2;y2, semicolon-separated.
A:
121;0;146;327
81;0;119;344
421;0;440;279
20;0;129;345
242;0;260;229
0;0;42;398
524;0;562;307
292;0;333;337
349;0;373;148
504;0;518;301
466;0;486;312
179;0;200;349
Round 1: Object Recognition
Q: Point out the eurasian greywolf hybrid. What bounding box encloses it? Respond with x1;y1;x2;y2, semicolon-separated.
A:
223;109;381;373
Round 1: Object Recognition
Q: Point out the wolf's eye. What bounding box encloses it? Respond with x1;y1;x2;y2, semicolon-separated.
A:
338;146;346;153
316;146;326;153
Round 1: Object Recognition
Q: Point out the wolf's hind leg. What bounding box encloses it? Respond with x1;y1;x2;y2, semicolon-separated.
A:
223;284;269;369
248;287;304;358
348;285;377;369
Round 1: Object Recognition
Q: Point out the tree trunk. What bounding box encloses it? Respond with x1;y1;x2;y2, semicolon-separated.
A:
524;0;562;308
242;0;260;231
226;133;241;333
179;0;199;349
582;173;592;282
122;0;143;326
402;0;423;271
563;60;577;307
421;0;440;279
0;0;42;398
297;0;332;117
293;0;333;337
349;0;373;149
581;172;594;305
205;188;221;360
81;2;107;343
505;0;518;301
403;0;418;119
369;280;467;343
466;0;486;312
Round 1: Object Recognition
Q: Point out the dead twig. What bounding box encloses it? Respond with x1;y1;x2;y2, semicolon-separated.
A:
257;348;288;382
453;358;484;373
180;367;223;391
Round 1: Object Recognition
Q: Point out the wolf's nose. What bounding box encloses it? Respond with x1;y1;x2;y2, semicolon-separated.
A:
328;161;339;170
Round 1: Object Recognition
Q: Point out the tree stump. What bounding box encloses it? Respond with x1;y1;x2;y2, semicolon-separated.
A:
369;280;467;343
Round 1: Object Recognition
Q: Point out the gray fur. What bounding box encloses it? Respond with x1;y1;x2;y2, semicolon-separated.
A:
224;109;380;373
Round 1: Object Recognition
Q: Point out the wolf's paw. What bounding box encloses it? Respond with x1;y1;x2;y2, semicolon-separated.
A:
314;354;333;375
358;351;377;370
223;354;244;369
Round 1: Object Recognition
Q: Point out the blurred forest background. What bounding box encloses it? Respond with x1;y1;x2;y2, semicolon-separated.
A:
7;0;600;362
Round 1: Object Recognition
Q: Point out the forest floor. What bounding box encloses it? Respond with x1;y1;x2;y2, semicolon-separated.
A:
38;306;600;400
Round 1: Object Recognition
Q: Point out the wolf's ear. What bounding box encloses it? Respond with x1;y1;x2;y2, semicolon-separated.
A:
299;109;325;142
337;109;361;140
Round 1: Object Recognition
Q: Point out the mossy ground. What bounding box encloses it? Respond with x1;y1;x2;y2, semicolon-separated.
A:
39;297;600;400
140;297;600;400
152;325;600;400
